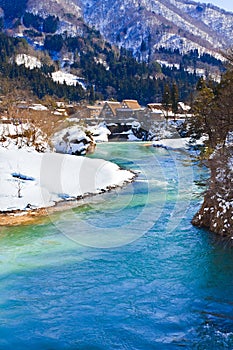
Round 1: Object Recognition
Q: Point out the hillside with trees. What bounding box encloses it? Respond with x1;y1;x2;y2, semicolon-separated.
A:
0;33;85;103
0;0;227;107
0;27;204;106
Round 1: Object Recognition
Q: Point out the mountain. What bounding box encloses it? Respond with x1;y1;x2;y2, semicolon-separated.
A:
21;0;233;58
81;0;233;58
0;0;230;105
1;0;232;57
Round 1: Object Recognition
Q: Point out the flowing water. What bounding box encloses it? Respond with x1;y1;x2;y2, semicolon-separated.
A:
0;142;233;349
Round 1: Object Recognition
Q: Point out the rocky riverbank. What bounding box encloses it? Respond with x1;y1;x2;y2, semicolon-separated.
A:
192;146;233;237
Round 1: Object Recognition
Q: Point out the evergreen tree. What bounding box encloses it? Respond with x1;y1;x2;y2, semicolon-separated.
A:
171;82;179;116
196;76;206;91
44;34;63;52
23;12;43;31
43;16;59;34
190;84;215;148
140;39;147;52
191;64;233;150
0;0;27;18
213;70;233;145
89;85;95;104
162;83;171;118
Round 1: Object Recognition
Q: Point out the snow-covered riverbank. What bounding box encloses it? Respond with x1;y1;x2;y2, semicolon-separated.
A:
0;147;134;216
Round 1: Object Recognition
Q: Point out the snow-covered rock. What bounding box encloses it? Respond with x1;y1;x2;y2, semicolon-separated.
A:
88;122;111;142
51;125;95;155
107;121;148;141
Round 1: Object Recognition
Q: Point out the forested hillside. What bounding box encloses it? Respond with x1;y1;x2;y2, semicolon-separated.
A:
0;0;226;105
0;34;85;102
0;0;27;18
0;29;220;105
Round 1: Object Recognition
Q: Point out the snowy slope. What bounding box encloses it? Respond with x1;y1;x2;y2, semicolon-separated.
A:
21;0;233;56
15;54;42;70
51;71;86;88
27;0;81;19
2;0;230;60
80;0;233;56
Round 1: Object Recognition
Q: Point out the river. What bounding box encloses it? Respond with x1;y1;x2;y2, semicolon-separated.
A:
0;142;233;349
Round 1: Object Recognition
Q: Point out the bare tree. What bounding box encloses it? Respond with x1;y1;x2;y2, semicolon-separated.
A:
17;178;23;198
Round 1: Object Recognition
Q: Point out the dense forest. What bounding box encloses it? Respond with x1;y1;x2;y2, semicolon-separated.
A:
43;29;217;104
0;0;27;18
0;34;85;101
0;30;201;105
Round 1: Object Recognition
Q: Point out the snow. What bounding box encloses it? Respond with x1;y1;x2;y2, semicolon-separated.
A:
94;57;110;70
127;132;142;142
0;122;51;152
131;121;141;131
117;129;141;141
152;136;208;150
0;147;134;212
51;70;86;89
52;123;112;150
51;125;94;155
226;131;233;145
178;102;191;112
88;123;111;142
15;54;42;70
157;60;180;69
29;104;48;111
152;137;190;150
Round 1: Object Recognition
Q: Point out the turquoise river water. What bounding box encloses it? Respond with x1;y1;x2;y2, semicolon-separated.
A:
0;142;233;349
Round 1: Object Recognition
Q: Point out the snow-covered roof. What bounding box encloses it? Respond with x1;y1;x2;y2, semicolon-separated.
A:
122;100;141;110
29;104;48;111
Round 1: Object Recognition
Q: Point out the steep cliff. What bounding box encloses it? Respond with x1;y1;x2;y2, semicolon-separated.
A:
192;146;233;237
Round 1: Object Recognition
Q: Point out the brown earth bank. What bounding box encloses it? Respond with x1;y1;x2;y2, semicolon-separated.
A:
0;208;50;226
192;146;233;237
0;201;86;227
